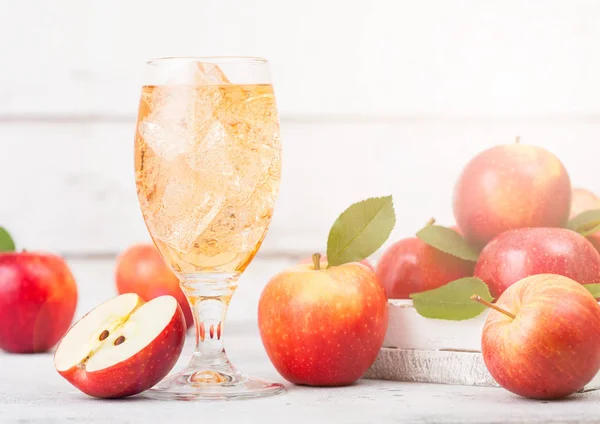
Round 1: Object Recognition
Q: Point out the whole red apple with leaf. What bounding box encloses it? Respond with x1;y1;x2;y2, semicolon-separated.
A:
259;196;394;386
376;220;476;299
374;218;491;320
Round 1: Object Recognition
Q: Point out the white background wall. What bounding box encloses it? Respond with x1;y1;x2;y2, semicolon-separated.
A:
2;0;600;320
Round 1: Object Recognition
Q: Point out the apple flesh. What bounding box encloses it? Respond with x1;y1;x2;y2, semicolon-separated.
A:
0;252;78;353
453;143;571;248
258;259;388;386
376;237;474;299
116;244;193;329
474;227;600;298
480;274;600;399
54;293;186;398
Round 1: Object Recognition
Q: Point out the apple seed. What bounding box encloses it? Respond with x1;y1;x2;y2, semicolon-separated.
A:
114;335;126;346
99;330;109;341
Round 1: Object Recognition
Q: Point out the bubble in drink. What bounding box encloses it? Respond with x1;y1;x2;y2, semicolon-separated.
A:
137;63;232;161
135;80;281;274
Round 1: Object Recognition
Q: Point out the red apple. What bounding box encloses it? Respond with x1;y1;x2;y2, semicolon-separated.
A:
454;143;571;248
258;257;388;386
0;252;78;353
570;188;600;252
478;274;600;399
376;236;475;299
475;227;600;299
300;255;374;271
54;293;186;398
116;244;193;329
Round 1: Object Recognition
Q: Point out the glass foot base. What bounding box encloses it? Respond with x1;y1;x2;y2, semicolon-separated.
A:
143;277;285;401
144;368;286;401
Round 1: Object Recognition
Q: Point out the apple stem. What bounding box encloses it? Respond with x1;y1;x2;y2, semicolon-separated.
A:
470;295;516;319
515;136;521;144
312;253;321;270
426;218;436;226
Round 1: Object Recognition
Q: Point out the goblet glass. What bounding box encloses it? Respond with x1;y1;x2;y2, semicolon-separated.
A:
134;57;283;400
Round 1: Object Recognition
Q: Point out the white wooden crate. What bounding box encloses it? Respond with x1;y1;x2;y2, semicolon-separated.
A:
364;300;600;391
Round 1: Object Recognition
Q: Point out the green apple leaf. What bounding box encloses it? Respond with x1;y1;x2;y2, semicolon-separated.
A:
0;227;16;252
416;224;479;262
410;277;492;320
583;283;600;298
326;196;395;268
567;209;600;236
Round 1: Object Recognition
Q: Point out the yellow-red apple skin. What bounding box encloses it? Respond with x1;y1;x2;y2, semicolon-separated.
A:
453;144;571;248
481;274;600;400
0;252;78;353
56;302;186;399
570;188;600;218
376;237;474;299
116;244;193;329
300;255;374;271
570;188;600;253
474;228;600;299
258;262;388;386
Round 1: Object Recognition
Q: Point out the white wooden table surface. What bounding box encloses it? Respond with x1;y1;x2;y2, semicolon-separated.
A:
2;258;600;423
4;333;600;424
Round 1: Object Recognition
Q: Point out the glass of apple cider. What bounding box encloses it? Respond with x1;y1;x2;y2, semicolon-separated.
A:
135;57;283;400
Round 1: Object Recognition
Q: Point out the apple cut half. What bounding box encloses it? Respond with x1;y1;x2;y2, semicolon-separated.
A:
54;293;186;398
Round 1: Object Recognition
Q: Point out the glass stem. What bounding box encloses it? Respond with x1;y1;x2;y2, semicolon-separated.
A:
180;275;239;382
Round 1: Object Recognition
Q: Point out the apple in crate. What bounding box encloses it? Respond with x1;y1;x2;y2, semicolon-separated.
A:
54;293;186;398
0;252;78;353
453;141;571;248
474;274;600;399
570;188;600;252
258;254;388;386
475;227;600;298
116;244;193;329
571;188;600;218
376;231;474;299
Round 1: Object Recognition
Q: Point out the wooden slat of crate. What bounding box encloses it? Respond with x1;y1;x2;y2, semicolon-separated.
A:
369;300;600;391
365;347;600;392
364;348;496;386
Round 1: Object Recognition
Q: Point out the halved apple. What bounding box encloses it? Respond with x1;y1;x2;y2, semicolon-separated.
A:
54;293;186;398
